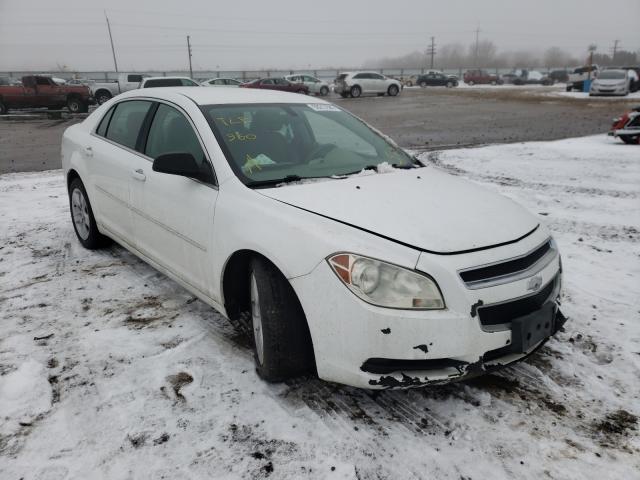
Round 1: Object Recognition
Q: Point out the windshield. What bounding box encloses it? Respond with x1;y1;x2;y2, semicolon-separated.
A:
598;70;625;80
202;103;417;186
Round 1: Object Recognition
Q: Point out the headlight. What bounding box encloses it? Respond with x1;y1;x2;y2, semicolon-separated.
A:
327;253;445;310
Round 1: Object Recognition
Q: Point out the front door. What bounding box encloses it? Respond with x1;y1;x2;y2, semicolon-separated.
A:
130;102;218;297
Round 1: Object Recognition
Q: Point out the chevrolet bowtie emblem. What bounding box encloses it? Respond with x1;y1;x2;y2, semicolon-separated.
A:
526;275;543;292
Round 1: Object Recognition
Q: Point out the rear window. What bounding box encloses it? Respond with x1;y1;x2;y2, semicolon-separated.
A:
96;106;115;137
337;74;348;81
143;79;182;88
127;74;143;83
104;100;152;150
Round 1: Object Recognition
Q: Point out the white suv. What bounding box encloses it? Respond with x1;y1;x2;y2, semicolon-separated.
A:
334;71;402;98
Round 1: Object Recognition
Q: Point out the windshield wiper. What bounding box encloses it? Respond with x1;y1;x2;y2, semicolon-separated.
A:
246;175;303;188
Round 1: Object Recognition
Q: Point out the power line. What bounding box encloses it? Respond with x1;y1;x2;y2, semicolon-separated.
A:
426;37;436;69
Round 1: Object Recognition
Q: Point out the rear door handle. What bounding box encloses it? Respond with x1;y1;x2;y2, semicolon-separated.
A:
84;146;93;157
132;168;146;182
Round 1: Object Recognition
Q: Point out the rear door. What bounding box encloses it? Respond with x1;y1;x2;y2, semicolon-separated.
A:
89;99;153;244
130;102;218;296
369;73;386;92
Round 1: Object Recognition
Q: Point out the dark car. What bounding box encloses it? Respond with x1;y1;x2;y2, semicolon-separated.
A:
416;72;458;88
509;70;554;86
463;69;502;85
240;78;309;94
548;70;569;83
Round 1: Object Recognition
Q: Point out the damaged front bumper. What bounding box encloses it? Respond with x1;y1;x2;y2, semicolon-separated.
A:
290;228;565;389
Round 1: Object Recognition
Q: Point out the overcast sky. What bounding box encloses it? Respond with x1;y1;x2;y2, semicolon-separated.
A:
1;0;638;72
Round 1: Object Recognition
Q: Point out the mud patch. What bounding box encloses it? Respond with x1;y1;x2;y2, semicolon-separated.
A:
166;372;194;401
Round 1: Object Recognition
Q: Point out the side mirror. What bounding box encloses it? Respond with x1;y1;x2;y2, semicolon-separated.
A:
152;153;203;179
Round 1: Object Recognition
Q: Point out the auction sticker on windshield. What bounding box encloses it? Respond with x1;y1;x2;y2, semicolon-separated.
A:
307;103;341;112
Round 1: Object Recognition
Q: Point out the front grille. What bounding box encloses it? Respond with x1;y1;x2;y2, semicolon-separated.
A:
478;275;557;327
460;240;553;287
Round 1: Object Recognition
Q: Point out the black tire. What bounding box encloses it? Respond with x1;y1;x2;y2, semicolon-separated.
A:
340;92;348;98
387;84;399;96
566;85;572;92
320;86;329;96
419;81;427;88
491;80;497;86
0;101;7;115
95;90;112;105
406;81;413;87
68;177;111;250
467;80;475;86
620;135;639;145
249;257;315;381
67;97;83;113
297;89;307;94
350;85;361;98
446;81;454;88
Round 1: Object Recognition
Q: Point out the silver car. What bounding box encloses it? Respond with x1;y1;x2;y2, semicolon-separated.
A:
589;69;633;96
202;78;243;87
285;74;330;96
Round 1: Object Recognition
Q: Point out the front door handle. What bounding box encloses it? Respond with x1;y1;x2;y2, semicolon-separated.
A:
84;146;93;157
132;168;146;182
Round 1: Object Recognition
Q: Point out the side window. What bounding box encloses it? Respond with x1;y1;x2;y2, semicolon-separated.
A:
181;79;197;86
127;74;143;83
144;104;213;183
105;100;152;150
371;74;384;80
36;77;51;86
96;106;115;137
214;79;225;85
353;73;365;79
262;79;274;85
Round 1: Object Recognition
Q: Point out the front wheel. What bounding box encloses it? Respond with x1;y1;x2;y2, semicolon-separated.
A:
249;258;315;381
68;178;111;249
95;91;112;105
446;81;454;88
467;80;475;86
67;98;84;113
319;86;329;96
0;101;8;115
620;135;640;145
387;84;399;96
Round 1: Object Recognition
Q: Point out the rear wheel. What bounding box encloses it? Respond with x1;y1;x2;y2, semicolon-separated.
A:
387;84;399;96
297;89;307;94
446;81;454;88
491;80;497;86
350;85;362;98
320;86;329;96
0;101;7;115
95;90;112;105
468;80;475;86
420;81;427;88
68;178;111;249
249;257;315;381
566;85;572;92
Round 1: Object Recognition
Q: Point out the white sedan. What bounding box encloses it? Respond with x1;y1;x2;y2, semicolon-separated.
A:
61;88;565;389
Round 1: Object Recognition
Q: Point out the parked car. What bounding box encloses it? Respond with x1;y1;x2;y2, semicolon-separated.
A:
398;74;418;87
285;74;330;96
589;69;634;96
240;77;309;94
0;75;95;114
92;73;149;105
609;105;640;144
140;77;200;88
618;66;640;92
333;72;402;98
416;72;458;88
202;78;243;87
463;69;502;85
548;69;569;83
566;65;599;92
507;70;554;86
61;87;565;389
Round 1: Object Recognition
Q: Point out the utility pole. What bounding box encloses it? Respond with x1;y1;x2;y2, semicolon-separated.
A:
427;36;436;69
474;27;481;66
104;11;118;73
612;39;620;63
187;35;193;79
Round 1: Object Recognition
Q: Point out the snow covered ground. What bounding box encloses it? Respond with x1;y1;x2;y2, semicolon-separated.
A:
1;135;639;479
548;90;640;101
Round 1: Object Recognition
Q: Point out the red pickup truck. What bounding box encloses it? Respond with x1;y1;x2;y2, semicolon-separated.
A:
0;75;95;114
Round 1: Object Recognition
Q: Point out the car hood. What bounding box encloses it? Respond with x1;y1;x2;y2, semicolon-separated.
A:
594;79;626;86
258;168;539;254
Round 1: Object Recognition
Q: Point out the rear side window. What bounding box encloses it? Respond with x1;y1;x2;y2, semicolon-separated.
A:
96;106;115;137
105;100;152;150
144;79;182;88
127;74;143;83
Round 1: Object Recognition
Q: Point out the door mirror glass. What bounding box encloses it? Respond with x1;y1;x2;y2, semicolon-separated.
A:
153;153;202;179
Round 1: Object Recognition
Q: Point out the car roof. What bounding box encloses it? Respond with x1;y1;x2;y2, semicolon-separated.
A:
117;86;330;105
